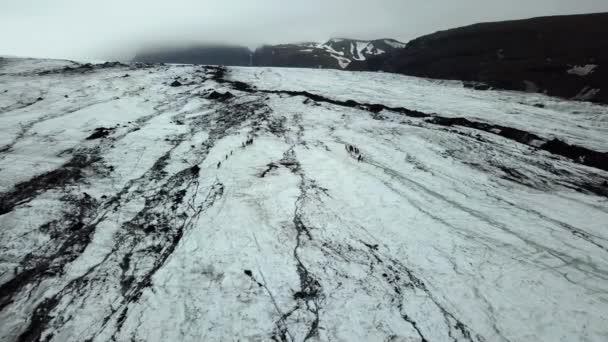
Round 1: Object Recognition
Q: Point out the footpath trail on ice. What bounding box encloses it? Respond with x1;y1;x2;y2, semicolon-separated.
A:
0;58;607;342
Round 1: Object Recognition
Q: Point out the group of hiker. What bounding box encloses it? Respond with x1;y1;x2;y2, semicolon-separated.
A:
345;144;363;162
218;137;255;169
242;138;254;147
219;140;365;169
217;149;235;168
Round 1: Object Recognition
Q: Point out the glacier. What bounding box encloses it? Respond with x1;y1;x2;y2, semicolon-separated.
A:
0;58;607;342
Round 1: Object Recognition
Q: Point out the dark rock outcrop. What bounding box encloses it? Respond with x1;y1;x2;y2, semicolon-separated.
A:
360;12;608;103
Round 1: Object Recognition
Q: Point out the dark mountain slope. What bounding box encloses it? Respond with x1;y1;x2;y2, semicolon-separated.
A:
133;45;252;66
253;42;340;69
358;12;608;103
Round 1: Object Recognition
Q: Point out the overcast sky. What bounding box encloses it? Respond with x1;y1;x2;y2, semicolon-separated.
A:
2;0;608;60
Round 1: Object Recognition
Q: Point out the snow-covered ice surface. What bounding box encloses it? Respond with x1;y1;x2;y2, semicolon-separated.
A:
1;58;608;342
232;67;608;152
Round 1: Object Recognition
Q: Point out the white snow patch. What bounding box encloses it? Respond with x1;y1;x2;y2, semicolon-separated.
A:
331;55;351;69
573;86;601;101
349;42;357;59
353;41;370;61
567;64;598;76
524;80;540;92
383;39;406;48
322;45;345;57
365;44;385;55
529;139;545;147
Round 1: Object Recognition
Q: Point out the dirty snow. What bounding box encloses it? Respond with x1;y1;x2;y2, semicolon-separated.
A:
0;58;607;342
230;67;608;152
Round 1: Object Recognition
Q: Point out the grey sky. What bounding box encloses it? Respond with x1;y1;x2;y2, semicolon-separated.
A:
2;0;608;60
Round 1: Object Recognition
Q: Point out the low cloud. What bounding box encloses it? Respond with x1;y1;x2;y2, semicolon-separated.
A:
1;0;607;60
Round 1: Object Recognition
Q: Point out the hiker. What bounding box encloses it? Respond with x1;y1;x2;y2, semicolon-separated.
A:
217;161;221;168
355;147;359;154
225;155;228;160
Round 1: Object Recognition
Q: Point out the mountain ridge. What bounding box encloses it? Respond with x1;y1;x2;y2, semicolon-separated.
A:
133;37;407;70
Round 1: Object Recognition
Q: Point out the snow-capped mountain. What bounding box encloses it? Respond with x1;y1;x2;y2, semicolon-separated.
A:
1;57;607;342
253;38;406;69
316;38;406;67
